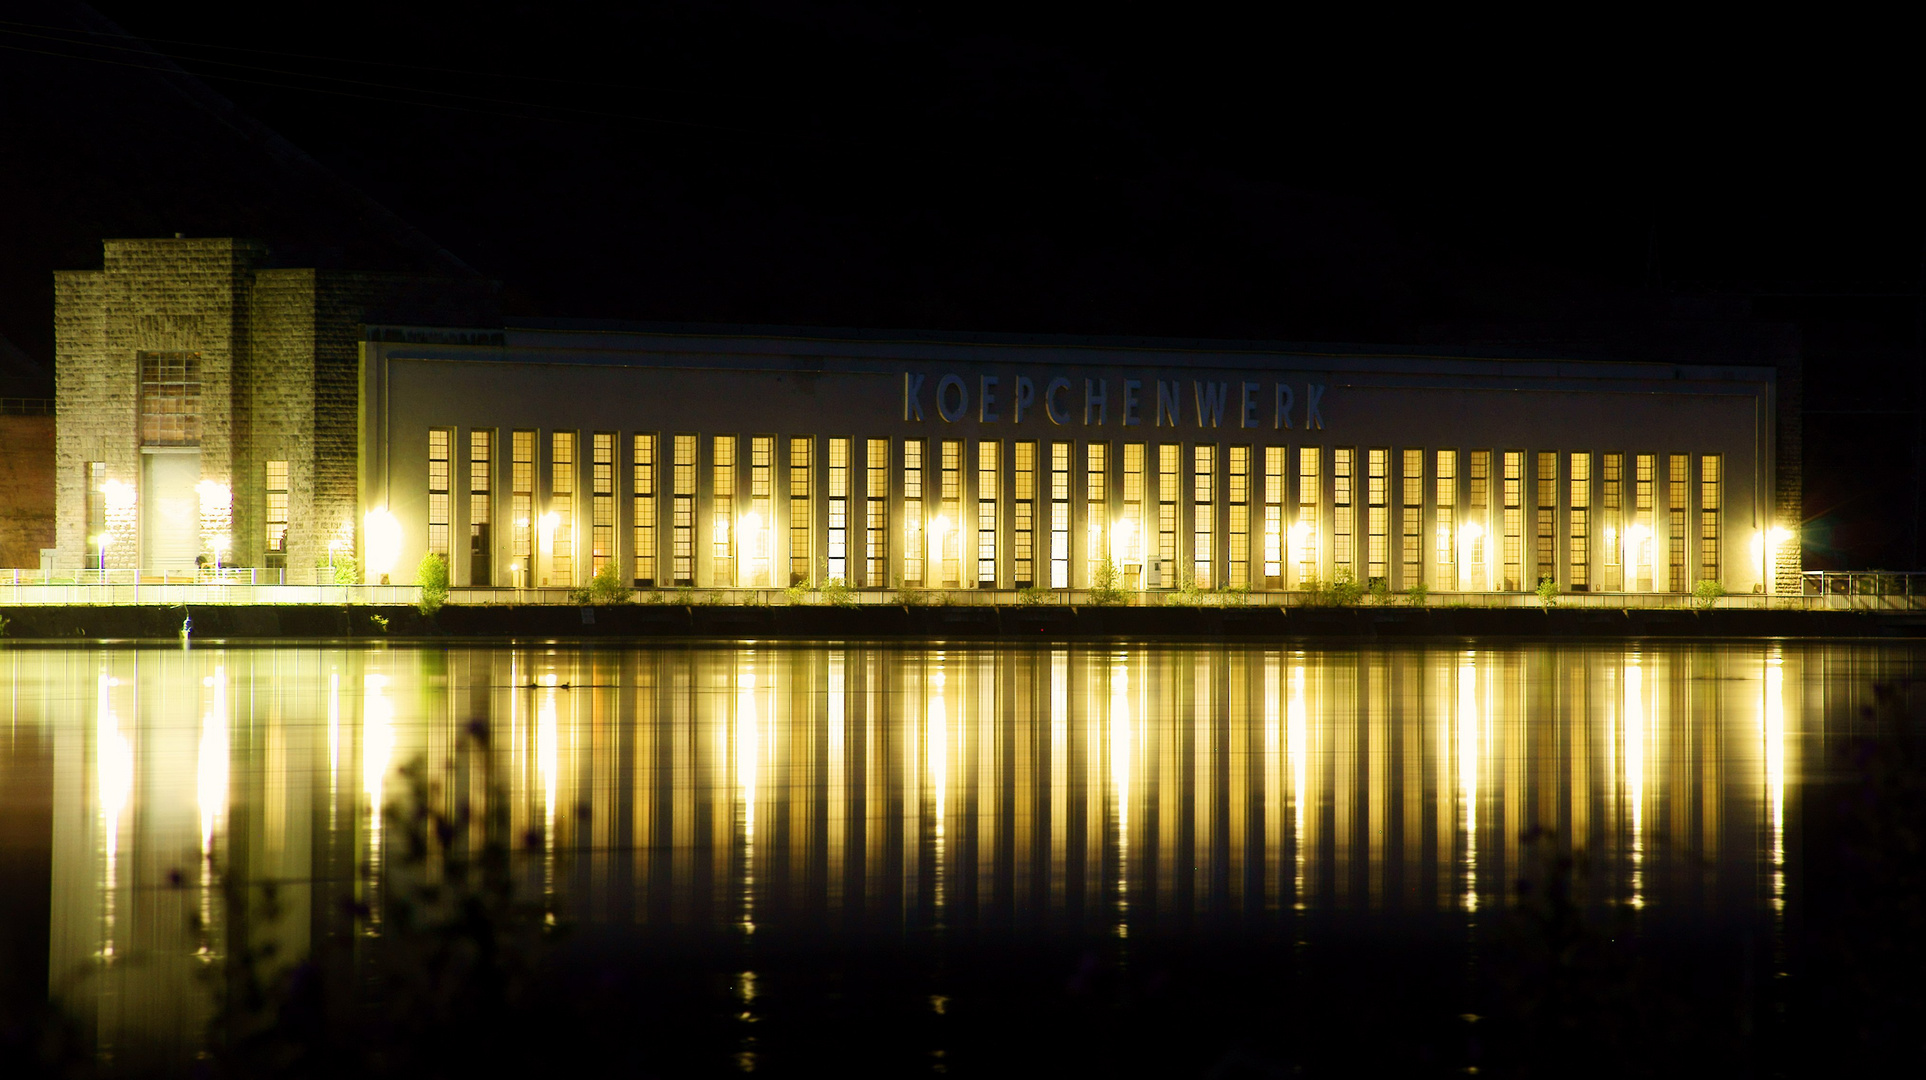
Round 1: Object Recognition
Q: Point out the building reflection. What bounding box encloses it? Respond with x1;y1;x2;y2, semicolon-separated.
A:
1;641;1856;1065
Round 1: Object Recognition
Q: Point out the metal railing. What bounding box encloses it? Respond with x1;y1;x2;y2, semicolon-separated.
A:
1802;571;1926;610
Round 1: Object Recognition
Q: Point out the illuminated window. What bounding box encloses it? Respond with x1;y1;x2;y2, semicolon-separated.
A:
828;437;849;582
1122;442;1145;569
551;432;575;586
1156;444;1179;587
633;434;656;586
1086;442;1109;582
592;433;615;575
1297;447;1320;585
866;438;889;587
713;435;737;585
138;352;201;446
1602;452;1622;587
1014;441;1037;588
1469;451;1490;579
1334;448;1354;577
904;438;925;587
1435;450;1456;575
940;440;962;586
1365;448;1388;584
427;429;451;560
470;431;492;585
1700;455;1720;585
749;436;773;585
1228;445;1250;588
264;459;288;570
1502;451;1523;590
672;434;695;586
1263;446;1285;584
789;437;812;586
1667;454;1687;592
1634;453;1655;590
1051;441;1071;588
512;430;535;583
1193;444;1216;588
977;441;999;586
1569;453;1591;591
1535;451;1556;588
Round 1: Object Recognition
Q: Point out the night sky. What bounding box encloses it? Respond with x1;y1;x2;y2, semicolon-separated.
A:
4;1;1921;567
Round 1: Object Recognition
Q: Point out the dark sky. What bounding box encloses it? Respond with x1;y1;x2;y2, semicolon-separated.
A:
5;1;1923;566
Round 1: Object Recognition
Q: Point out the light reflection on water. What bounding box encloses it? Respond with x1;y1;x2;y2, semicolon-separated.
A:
2;640;1920;1067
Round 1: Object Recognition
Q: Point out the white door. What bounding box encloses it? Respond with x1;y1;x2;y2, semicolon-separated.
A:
142;451;201;571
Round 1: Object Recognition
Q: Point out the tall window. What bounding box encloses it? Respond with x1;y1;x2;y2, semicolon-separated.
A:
1263;447;1285;585
1333;448;1354;578
1667;454;1688;593
470;431;492;585
713;435;737;585
866;438;889;587
976;441;998;586
1634;453;1655;591
1014;441;1037;588
1050;441;1071;588
512;430;535;585
1435;450;1456;582
1156;444;1179;587
904;438;925;587
1401;449;1422;589
1122;443;1145;570
428;429;451;560
551;432;575;586
1297;447;1320;585
1569;452;1591;591
1700;454;1721;586
1469;451;1490;584
1193;444;1216;588
1365;449;1388;583
1086;442;1109;582
633;434;656;586
1502;450;1523;590
750;436;773;585
592;433;615;575
264;459;288;571
940;440;962;586
1535;451;1556;587
828;437;849;582
1228;445;1250;588
672;434;695;586
789;437;812;586
1602;453;1623;590
139;352;201;446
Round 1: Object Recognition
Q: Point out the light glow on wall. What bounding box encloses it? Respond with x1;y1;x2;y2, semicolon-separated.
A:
364;509;402;581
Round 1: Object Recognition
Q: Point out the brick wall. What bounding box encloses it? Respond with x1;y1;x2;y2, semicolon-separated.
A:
0;414;54;567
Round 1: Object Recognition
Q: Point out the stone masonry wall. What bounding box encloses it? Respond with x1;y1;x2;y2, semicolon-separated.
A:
0;414;54;568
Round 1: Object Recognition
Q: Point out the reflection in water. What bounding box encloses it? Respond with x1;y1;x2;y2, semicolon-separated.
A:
4;641;1899;1067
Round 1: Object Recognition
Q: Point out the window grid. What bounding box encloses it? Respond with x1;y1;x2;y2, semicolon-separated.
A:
1297;447;1320;584
1602;453;1623;587
1535;451;1556;587
828;437;849;582
749;436;773;584
672;434;695;585
512;430;535;583
1667;454;1687;593
1228;445;1250;588
1502;451;1523;590
1050;441;1070;588
1401;448;1422;589
469;431;492;585
1014;441;1037;588
592;432;614;575
713;435;737;585
1468;450;1490;579
1365;448;1388;583
866;438;889;587
1086;442;1108;582
1157;444;1179;587
1435;450;1456;573
551;432;575;586
1122;443;1145;569
139;352;202;446
977;441;999;585
1569;453;1590;590
1700;454;1721;586
940;440;962;586
264;459;289;568
1193;444;1216;588
904;439;925;586
427;429;451;559
789;437;812;586
633;434;656;586
1634;454;1655;590
1334;448;1354;577
1263;446;1284;581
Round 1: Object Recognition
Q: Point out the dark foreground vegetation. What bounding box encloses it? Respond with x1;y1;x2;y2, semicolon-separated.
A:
4;690;1924;1077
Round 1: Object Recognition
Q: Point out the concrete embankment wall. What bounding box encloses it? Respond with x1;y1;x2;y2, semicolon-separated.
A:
3;604;1923;642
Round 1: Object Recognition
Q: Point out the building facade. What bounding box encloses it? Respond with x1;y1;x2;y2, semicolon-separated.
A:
362;322;1796;596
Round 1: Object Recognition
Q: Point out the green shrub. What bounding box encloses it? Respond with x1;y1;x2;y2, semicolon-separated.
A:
1405;581;1429;607
319;555;358;586
1088;556;1129;606
1017;585;1051;606
416;552;449;616
1301;568;1364;608
1536;576;1560;610
587;561;632;604
784;578;814;605
1692;578;1726;610
1367;577;1393;605
820;577;856;608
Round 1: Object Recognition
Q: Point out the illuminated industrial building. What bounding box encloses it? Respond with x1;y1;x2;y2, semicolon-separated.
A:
55;238;1801;595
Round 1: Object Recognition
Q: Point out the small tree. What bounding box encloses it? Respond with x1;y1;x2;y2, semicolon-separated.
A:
1535;576;1559;610
587;560;632;604
416;552;449;616
1088;556;1129;606
1692;579;1726;610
